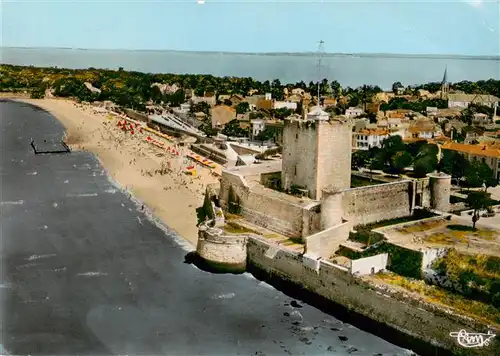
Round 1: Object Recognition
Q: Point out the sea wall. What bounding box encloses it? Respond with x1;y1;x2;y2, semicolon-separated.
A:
246;236;498;356
342;180;413;225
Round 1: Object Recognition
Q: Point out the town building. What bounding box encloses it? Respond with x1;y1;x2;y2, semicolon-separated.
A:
210;105;236;129
441;142;500;181
353;129;390;150
407;117;442;140
447;93;499;109
251;119;265;138
273;101;298;110
345;107;364;118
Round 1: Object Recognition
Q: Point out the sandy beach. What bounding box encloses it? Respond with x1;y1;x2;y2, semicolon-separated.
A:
14;98;219;247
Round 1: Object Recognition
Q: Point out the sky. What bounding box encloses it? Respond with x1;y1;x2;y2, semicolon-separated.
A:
2;0;500;56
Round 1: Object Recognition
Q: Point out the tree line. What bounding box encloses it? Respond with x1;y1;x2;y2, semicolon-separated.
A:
1;64;499;114
352;135;497;188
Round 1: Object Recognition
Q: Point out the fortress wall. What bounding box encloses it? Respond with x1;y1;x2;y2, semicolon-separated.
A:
246;236;497;356
305;221;351;259
241;187;305;237
341;181;414;226
219;171;249;209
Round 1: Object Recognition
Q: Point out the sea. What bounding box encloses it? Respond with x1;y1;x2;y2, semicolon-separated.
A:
2;47;499;90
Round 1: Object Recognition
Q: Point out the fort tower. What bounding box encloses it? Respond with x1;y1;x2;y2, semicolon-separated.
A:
427;172;451;212
281;108;352;200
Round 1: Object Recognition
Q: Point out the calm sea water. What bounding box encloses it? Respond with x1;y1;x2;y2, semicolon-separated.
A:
2;47;499;89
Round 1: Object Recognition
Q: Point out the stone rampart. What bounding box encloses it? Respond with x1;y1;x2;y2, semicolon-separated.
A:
246;236;498;356
341;180;413;225
241;188;304;237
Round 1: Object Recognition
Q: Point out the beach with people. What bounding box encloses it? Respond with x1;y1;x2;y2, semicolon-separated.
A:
13;97;220;246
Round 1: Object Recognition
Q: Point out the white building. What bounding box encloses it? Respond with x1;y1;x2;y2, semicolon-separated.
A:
353;129;390;150
180;103;191;112
448;94;499;109
273;101;298;110
251;119;266;138
345;107;364;118
426;107;438;117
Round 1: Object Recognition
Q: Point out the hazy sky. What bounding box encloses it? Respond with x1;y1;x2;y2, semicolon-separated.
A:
2;0;500;56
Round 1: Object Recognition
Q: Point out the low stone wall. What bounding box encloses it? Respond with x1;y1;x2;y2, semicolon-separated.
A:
305;220;351;259
246;236;498;356
342;180;414;226
349;253;389;276
196;224;247;272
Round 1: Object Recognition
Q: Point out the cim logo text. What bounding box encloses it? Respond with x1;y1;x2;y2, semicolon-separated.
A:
449;329;496;348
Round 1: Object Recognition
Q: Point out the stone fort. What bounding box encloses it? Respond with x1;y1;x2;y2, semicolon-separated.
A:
198;107;451;267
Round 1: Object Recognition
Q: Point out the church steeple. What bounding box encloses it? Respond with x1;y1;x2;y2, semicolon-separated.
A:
440;66;449;100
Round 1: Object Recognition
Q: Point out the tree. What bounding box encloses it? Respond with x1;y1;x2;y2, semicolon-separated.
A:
236;102;249;114
351;150;370;170
221;119;248;138
465;160;495;188
330;80;342;98
460;108;474;126
391;151;413;174
392;81;404;94
151;85;163;104
199;120;217;137
439;150;469;180
465;190;491;229
190;101;210;115
30;86;46;99
256;127;277;142
413;155;438;178
223;99;233;106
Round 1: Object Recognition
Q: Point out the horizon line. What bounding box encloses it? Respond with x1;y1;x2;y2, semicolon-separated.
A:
3;46;500;60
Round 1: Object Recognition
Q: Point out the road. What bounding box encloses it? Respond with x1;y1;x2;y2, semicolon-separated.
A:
0;100;411;355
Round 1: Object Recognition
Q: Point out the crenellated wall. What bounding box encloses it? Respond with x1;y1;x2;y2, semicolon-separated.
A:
341;180;414;226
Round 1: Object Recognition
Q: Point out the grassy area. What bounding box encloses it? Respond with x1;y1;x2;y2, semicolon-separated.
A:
398;219;445;234
376;272;500;327
350;175;381;188
223;221;255;234
424;224;497;244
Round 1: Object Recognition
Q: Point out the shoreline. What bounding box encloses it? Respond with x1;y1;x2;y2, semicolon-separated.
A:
9;96;219;247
